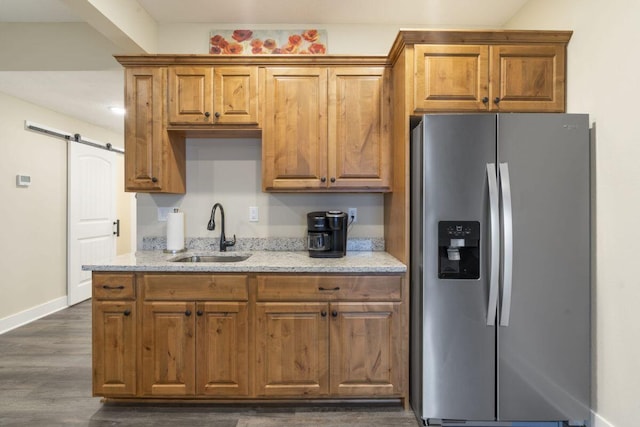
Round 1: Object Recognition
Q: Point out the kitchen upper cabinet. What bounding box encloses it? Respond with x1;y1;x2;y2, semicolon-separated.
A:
489;44;565;112
414;42;566;113
124;67;185;193
214;67;259;125
262;67;391;192
262;67;328;191
168;66;259;125
328;68;391;190
168;66;213;124
414;44;489;111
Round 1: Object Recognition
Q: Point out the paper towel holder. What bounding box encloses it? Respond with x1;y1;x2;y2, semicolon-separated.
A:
164;208;187;253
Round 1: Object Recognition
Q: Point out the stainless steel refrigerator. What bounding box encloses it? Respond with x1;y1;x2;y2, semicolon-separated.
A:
410;114;591;427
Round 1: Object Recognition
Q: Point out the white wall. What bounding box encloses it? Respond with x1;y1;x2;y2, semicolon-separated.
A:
507;2;640;427
157;23;403;55
0;91;125;326
136;139;384;247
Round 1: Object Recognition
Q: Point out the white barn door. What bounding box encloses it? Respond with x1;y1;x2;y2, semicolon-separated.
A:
68;142;117;305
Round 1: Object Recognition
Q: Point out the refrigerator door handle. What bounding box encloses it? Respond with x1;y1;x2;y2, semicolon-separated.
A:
486;163;500;326
499;162;514;326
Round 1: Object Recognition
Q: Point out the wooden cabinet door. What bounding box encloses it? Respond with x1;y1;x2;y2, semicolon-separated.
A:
124;67;185;193
168;66;214;124
141;302;196;396
329;302;401;396
196;302;249;396
213;66;259;125
92;301;136;396
262;67;328;191
489;44;565;112
328;67;391;191
414;44;489;112
124;67;164;191
255;302;329;396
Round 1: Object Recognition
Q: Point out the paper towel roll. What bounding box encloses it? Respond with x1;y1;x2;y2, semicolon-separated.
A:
166;210;185;251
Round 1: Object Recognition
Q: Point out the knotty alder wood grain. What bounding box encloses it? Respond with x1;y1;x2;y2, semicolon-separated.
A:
91;272;406;403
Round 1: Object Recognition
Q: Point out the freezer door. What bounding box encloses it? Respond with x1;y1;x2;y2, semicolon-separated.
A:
497;114;591;423
419;114;497;421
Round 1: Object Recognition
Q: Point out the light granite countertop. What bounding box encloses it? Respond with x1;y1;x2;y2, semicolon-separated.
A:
82;250;406;274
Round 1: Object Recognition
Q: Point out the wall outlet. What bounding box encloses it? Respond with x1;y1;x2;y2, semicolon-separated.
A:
157;207;172;222
249;206;259;222
348;208;357;223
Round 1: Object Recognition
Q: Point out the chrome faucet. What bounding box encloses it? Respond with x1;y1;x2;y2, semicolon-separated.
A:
207;203;236;251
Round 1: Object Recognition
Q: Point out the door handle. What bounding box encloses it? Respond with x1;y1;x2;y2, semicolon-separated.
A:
113;219;120;237
499;162;514;327
486;163;500;326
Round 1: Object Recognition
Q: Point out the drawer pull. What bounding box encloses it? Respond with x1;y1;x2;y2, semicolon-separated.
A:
102;285;125;290
318;286;340;291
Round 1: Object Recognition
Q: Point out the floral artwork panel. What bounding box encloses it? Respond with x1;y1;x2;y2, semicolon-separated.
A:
209;29;327;55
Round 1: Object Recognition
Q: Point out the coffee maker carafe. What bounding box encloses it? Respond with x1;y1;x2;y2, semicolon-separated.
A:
307;211;348;258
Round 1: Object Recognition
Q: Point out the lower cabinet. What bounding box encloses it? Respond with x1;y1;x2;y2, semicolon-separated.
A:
255;301;401;397
92;273;137;397
255;275;403;398
92;272;405;401
255;302;329;396
329;302;400;396
141;300;249;397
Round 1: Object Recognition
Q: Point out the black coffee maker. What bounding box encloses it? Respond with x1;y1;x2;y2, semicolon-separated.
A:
307;211;348;258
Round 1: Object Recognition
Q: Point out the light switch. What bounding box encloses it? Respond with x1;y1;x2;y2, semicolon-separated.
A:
249;206;259;222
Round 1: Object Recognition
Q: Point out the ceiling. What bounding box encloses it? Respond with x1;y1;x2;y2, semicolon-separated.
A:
0;0;529;134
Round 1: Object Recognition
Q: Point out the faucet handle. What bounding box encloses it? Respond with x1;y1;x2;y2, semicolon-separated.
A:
224;234;237;248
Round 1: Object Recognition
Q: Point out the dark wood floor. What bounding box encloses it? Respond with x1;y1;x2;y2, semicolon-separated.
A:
0;301;420;427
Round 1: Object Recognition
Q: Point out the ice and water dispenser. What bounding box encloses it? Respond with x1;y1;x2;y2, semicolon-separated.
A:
438;221;480;279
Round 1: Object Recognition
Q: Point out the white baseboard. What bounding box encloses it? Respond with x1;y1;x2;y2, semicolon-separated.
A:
0;297;68;334
592;410;615;427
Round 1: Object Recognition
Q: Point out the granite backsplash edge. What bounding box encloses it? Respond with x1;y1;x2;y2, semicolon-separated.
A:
142;237;385;252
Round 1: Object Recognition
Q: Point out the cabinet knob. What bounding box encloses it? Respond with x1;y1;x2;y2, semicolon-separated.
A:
185;310;192;317
330;177;336;183
331;310;338;318
320;177;327;183
197;310;203;316
321;310;327;317
494;97;501;104
151;177;158;183
204;111;211;118
123;309;131;316
214;112;221;118
482;97;489;104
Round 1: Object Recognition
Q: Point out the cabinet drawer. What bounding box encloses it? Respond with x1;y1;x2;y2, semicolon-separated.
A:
257;275;402;302
142;274;248;301
93;273;135;300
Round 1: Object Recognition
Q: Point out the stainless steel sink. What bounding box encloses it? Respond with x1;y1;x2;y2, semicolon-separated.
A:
170;254;252;263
